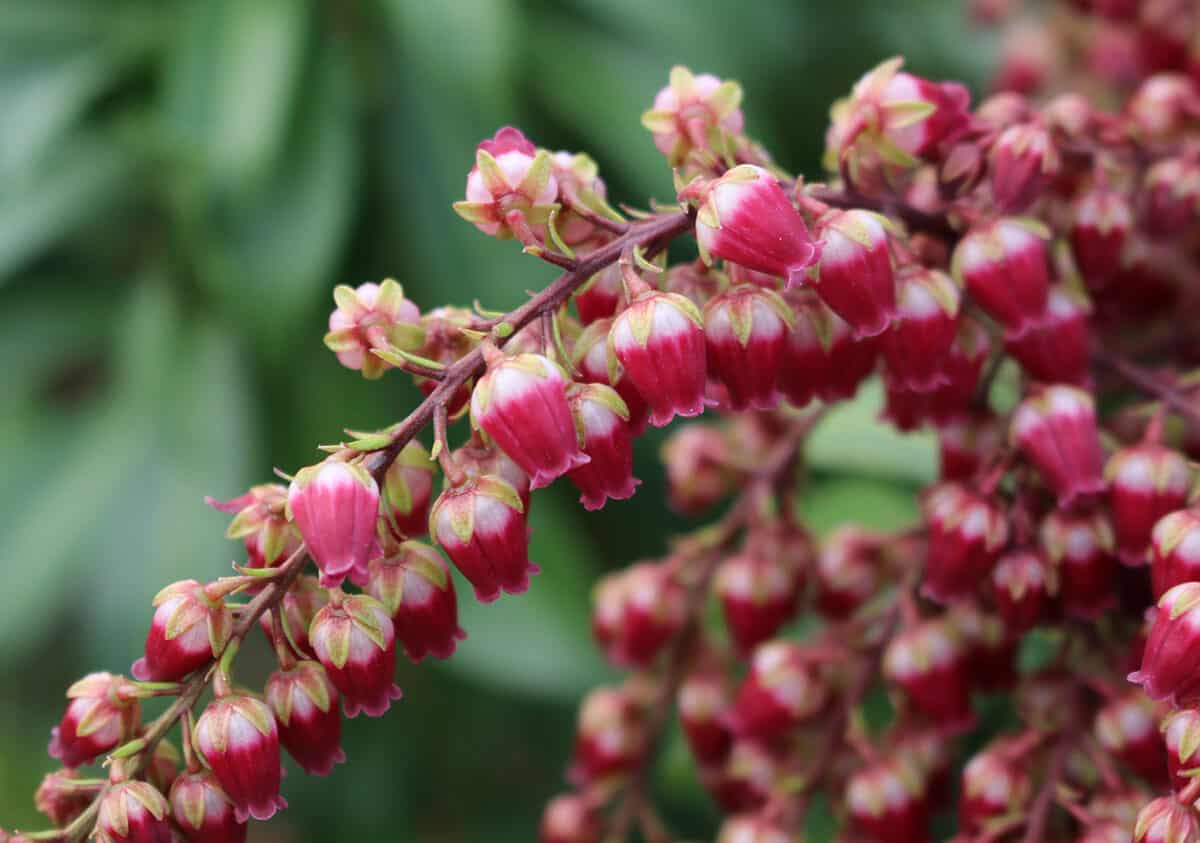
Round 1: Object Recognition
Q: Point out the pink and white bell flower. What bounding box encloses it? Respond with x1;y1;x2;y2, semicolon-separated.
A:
703;285;793;411
1153;508;1200;599
1071;188;1133;290
715;551;802;657
380;441;435;540
309;594;403;719
264;660;345;776
883;619;975;734
641;66;744;166
48;672;141;769
1005;287;1092;385
1131;582;1200;705
132;580;232;683
322;279;423;379
951;217;1051;337
1107;444;1192;566
95;780;173;843
922;483;1009;604
169;770;247;843
1041;509;1118;618
1012;385;1107;509
565;382;640;511
193;693;287;823
811;209;897;338
452;127;558;244
287;459;380;589
366;541;465;662
988;122;1060;213
882;267;961;391
724;641;829;740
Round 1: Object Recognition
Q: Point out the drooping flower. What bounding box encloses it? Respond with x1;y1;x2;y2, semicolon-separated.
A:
1130;583;1200;705
205;483;302;576
703;285;793;410
565;382;640;510
951;217;1051;337
811;209;896;338
194;694;286;823
94;781;173;843
169;771;247;843
567;687;646;787
132;580;232;683
264;660;345;776
1012;385;1107;509
1071;188;1133;290
309;594;403;719
1107;444;1192;566
380;441;436;541
48;673;140;768
453;127;558;242
725;641;828;739
884;619;975;734
1153;509;1200;599
365;541;465;662
988;122;1060;212
287;459;380;589
1041;509;1118;618
882;267;960;391
641;66;744;166
922;483;1009;604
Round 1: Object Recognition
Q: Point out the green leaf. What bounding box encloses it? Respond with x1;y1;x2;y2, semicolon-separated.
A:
798;475;921;537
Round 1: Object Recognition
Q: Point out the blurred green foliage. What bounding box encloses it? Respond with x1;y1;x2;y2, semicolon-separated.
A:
0;1;992;839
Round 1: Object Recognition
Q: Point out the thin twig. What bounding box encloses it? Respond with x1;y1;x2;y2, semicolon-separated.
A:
1095;348;1200;431
1019;733;1073;843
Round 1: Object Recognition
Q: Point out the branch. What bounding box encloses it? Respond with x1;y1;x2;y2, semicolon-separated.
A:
1019;732;1072;843
807;186;959;241
1094;349;1200;432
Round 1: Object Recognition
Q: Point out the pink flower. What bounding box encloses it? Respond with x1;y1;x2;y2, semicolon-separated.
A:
661;424;732;515
48;673;140;768
693;165;820;288
194;694;286;823
1108;445;1193;566
882;267;960;391
677;671;733;767
453;127;558;242
959;740;1031;833
35;769;96;828
777;288;879;406
365;541;465;662
264;661;345;776
922;484;1009;604
725;641;828;739
169;771;247;843
1071;188;1133;290
95;781;172;843
1140;156;1200;239
430;474;534;603
1095;691;1168;786
1163;707;1200;792
884;619;975;734
846;754;933;843
574;264;623;325
988;122;1059;212
991;549;1052;634
1131;583;1200;705
1012;385;1107;509
1041;509;1118;618
258;576;328;660
1005;287;1092;385
715;551;802;657
815;526;887;619
937;414;1003;482
322;280;423;379
1153;509;1200;599
380;442;435;541
567;687;645;786
609;290;707;427
572;318;649;436
287;459;380;589
811;209;897;338
951;217;1051;337
641;66;744;166
309;595;403;719
471;350;589;490
715;814;793;843
565;383;640;510
132;580;231;682
206;483;301;577
703;286;793;410
540;793;601;843
1134;796;1200;843
590;563;687;668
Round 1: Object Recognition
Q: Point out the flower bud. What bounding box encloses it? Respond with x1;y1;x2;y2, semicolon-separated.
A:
678;671;734;767
708;740;783;813
1153;509;1200;599
565;382;639;510
882;267;960;391
264;660;344;776
540;793;601;843
380;442;435;540
703;285;792;410
922;484;1009;604
453;127;558;242
1164;708;1200;792
574;263;623;325
937;414;1003;482
1042;509;1118;618
1096;691;1168;785
309;595;402;718
206;484;301;577
988;123;1060;213
132;580;231;682
169;771;246;843
194;694;286;823
951;217;1050;337
568;687;646;786
571;318;649;436
726;641;828;739
143;740;179;796
1128;74;1200;142
693;165;820;288
1005;287;1092;385
366;541;464;662
811;209;896;338
642;66;744;167
715;814;792;843
948;603;1017;692
1134;796;1200;843
471;351;589;490
959;740;1031;833
1131;583;1200;704
846;754;932;843
414;307;476;414
715;551;802;656
259;575;328;660
664;259;723;307
1071;189;1133;290
661;424;732;515
591;562;687;668
992;549;1053;634
49;672;140;768
454;436;532;510
777;287;879;407
430;474;533;603
322;280;423;379
1108;445;1193;566
609;290;707;427
95;780;172;843
884;619;974;733
287;459;380;589
1012;385;1107;509
1083;821;1136;843
36;769;97;827
1141;156;1200;239
550;150;611;246
816;526;887;618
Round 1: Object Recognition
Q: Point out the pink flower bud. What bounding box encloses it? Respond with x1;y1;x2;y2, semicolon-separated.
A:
574;264;623;325
922;484;1009;604
992;549;1053;634
715;551;802;656
706;739;782;814
1128;74;1200;141
380;442;435;540
430;474;534;603
1071;189;1133;290
1164;708;1200;792
937;414;1003;481
1131;583;1200;704
642;66;744;167
366;541;464;662
1005;287;1092;385
1082;822;1136;843
992;20;1058;96
49;673;140;768
726;641;828;740
259;576;328;660
778;288;874;406
816;526;887;618
540;793;601;843
715;814;792;843
471;351;589;490
169;771;246;843
95;781;172;843
959;740;1031;833
1042;509;1118;618
678;671;734;767
884;619;974;734
703;285;793;410
414;307;476;415
693;165;819;287
309;595;402;718
287;459;380;589
951;217;1051;337
453;127;558;242
811;209;896;338
590;562;687;668
661;424;732;515
264;660;344;776
132;580;231;682
194;694;286;823
550;151;611;246
36;769;97;827
1134;796;1200;843
144;741;180;796
1108;445;1193;566
948;603;1017;692
322;280;423;379
1141;156;1200;239
206;483;301;577
454;436;532;510
1154;509;1200;599
609;290;707;427
572;318;649;436
1096;691;1169;785
568;687;646;786
847;754;932;843
1012;385;1107;509
882;268;960;391
988;122;1060;213
564;382;639;510
664;259;723;307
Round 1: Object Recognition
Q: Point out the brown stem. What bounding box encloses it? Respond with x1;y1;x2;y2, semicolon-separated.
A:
1019;733;1073;843
1095;349;1200;432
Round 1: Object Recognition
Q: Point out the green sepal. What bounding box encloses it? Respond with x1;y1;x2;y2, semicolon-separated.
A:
165;598;207;642
208;605;233;659
322;326;360;354
545;207;575;259
475;149;508;196
452;201;494;225
476;475;525;514
296;662;333;714
108;737;147;760
708;80;743;120
516;149;554;202
345;597;389;652
231;695;274;738
332;285;366;319
881;99;937;129
371;345;446;372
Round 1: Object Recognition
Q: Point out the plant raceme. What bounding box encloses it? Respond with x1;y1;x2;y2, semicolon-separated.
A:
12;3;1200;841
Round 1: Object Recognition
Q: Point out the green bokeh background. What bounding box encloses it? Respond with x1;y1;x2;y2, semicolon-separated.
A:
0;1;993;839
